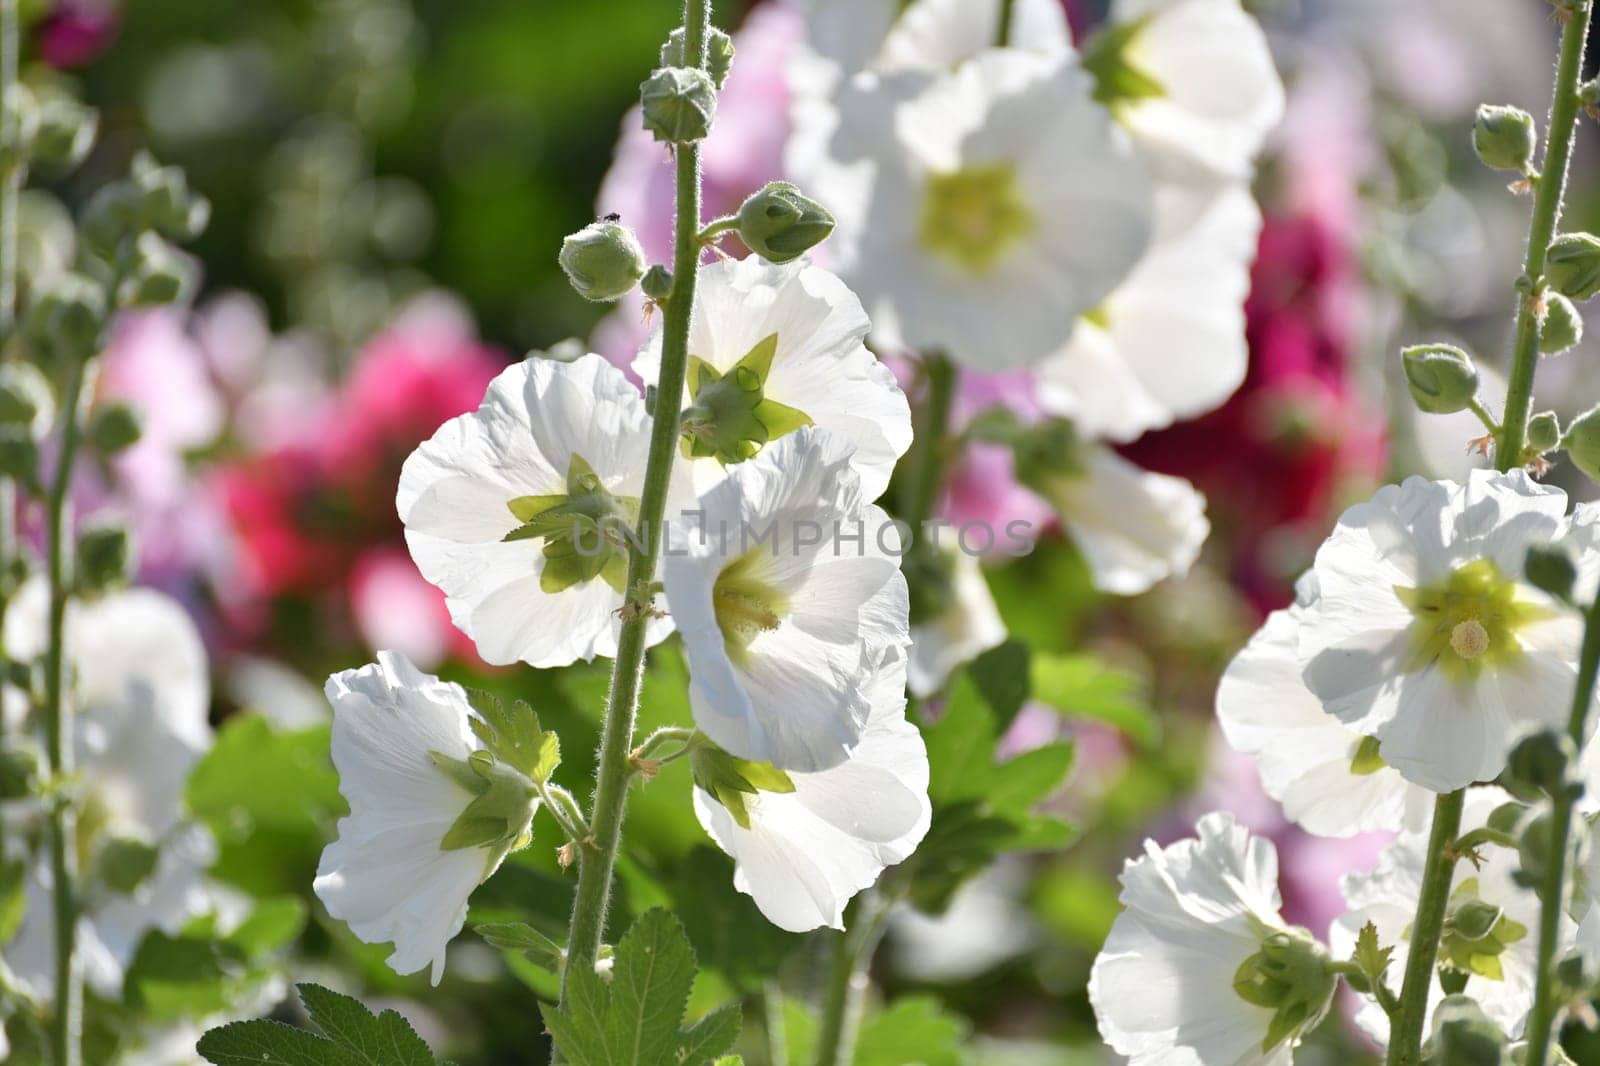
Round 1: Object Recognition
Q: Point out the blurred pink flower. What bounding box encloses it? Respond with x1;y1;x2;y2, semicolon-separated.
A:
34;0;119;69
349;547;470;671
938;366;1056;547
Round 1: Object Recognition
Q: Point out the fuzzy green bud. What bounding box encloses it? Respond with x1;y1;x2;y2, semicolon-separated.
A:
558;221;647;303
1547;232;1600;302
641;265;674;303
1401;344;1479;414
1525;543;1577;603
640;66;717;144
737;181;835;264
1472;104;1537;173
0;741;39;800
28;95;98;171
1555;948;1597;998
1526;410;1561;454
1562;404;1600;482
24;271;107;361
87;403;143;456
660;26;735;88
0;84;38;172
1426;995;1507;1066
118;232;193;307
76;522;133;593
130;153;210;242
0;363;55;441
1540;293;1584;355
1505;730;1577;801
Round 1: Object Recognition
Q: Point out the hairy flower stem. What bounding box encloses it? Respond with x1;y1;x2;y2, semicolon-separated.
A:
812;888;893;1066
902;352;957;539
0;0;22;712
1496;0;1592;470
1385;788;1464;1066
1523;586;1600;1066
551;0;712;1052
44;362;87;1066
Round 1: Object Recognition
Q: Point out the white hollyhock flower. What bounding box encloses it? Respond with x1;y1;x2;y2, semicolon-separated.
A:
314;652;538;984
1036;182;1261;442
1024;443;1208;596
1091;811;1337;1065
1092;0;1284;180
2;582;215;999
793;49;1152;369
1296;471;1595;793
1218;600;1434;838
1332;793;1560;1044
907;547;1006;698
691;647;930;932
662;427;911;772
399;353;673;669
633;257;911;501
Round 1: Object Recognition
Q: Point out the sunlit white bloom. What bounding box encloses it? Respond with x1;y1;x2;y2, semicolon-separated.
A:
1026;443;1208;596
692;647;929;931
907;547;1006;698
314;652;535;985
663;427;910;772
1297;471;1595;792
793;49;1152;369
889;856;1037;981
1036;183;1261;441
1094;0;1284;180
634;257;911;501
2;583;215;1000
1218;600;1433;839
399;353;673;668
1332;793;1560;1043
873;0;1072;74
1091;812;1336;1065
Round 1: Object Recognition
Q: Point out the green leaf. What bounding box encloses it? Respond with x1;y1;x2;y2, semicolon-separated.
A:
0;858;27;943
475;920;566;973
854;997;969;1066
225;896;309;958
967;640;1031;728
197;983;445;1065
465;689;561;782
540;908;741;1066
1030;652;1156;747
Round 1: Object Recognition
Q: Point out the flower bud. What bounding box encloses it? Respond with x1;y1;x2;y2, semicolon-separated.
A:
0;84;39;172
130;153;210;242
1547;232;1600;301
28;95;98;171
0;362;55;440
0;740;40;800
1525;542;1577;603
737;181;835;264
1427;995;1507;1066
118;232;193;307
641;265;674;303
558;221;647;303
1448;899;1503;942
1556;947;1598;997
96;836;159;895
87;403;143;456
1562;403;1600;481
1527;410;1561;454
24;271;107;361
640;67;717;144
1504;730;1577;800
659;26;735;88
0;431;39;487
1540;293;1583;355
1401;344;1479;414
1472;104;1537;173
75;522;133;593
79;182;142;261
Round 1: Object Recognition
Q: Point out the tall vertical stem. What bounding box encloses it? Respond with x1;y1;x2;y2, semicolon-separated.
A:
1385;788;1464;1066
0;0;23;695
44;362;86;1066
553;0;711;1042
811;890;891;1066
1496;0;1592;468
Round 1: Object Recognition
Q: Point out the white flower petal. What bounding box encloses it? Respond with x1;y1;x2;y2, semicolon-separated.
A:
908;548;1007;698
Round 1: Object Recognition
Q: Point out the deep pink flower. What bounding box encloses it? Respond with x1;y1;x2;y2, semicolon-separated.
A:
35;0;120;69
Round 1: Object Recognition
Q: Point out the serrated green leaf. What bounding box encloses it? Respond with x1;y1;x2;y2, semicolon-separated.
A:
464;689;560;782
540;908;740;1066
197;983;446;1065
1029;652;1156;746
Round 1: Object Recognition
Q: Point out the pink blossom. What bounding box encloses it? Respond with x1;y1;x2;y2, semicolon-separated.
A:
34;0;119;69
349;547;471;671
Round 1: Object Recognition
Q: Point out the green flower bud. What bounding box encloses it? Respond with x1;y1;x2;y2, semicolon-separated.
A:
24;271;107;361
559;221;647;303
1449;899;1504;942
0;84;39;172
1472;104;1537;173
1555;947;1597;997
118;232;193;307
96;836;160;895
1487;801;1530;837
641;265;674;303
1515;810;1558;889
28;95;98;171
80;182;142;261
1525;542;1577;603
1562;404;1600;482
640;67;717;144
0;362;55;440
1401;344;1479;414
129;152;210;242
1540;293;1583;354
1546;232;1600;302
1504;730;1576;800
75;522;133;594
1427;995;1507;1066
0;740;40;800
736;181;835;264
87;403;143;456
660;26;735;88
0;430;39;487
1526;410;1561;454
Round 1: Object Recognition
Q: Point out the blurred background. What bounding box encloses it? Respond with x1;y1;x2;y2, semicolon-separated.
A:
14;0;1600;1062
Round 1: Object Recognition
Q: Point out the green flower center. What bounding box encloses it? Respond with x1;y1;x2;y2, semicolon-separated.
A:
1232;927;1337;1054
502;453;640;595
712;549;790;664
1396;558;1551;682
680;332;813;466
919;163;1034;275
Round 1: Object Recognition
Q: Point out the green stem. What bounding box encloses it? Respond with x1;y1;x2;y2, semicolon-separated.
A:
1466;398;1499;437
0;0;23;721
811;888;892;1066
1385;789;1464;1066
1496;0;1592;471
696;216;738;244
552;0;712;1047
44;362;86;1066
901;353;957;540
764;979;789;1066
1522;584;1600;1066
